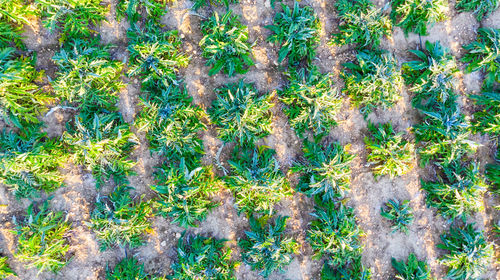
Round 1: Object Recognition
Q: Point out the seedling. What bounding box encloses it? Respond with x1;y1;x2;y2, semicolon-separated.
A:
106;257;165;280
117;0;168;23
191;0;237;11
0;256;15;279
486;146;499;191
456;0;499;21
392;253;432;280
380;199;414;234
391;0;447;36
321;257;371;280
469;90;499;136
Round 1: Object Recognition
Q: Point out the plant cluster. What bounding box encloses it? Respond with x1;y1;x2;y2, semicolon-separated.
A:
169;234;237;279
14;200;71;273
486;146;499;190
342;50;403;117
330;0;392;48
239;215;299;278
456;0;499;21
469;90;499;136
279;66;342;138
380;199;414;234
390;0;447;36
266;1;321;65
0;0;34;48
0;256;15;279
191;0;237;11
117;0;169;23
199;10;254;76
209;80;274;145
106;257;166;280
392;253;432;280
364;122;415;179
321;257;371;280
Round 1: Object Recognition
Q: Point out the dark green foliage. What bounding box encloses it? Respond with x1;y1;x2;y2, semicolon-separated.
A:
199;10;254;76
279;66;341;138
462;28;500;89
0;126;65;198
380;199;414;234
151;158;221;228
438;223;493;280
469;90;499;136
456;0;499;21
0;0;34;48
191;0;237;11
291;140;354;202
307;203;364;268
486;146;499;190
266;1;321;65
321;257;371;280
14;200;71;273
342;50;403;117
209;80;273;145
0;256;15;279
89;185;153;250
239;215;299;278
330;0;392;48
392;253;432;280
106;257;165;280
365;122;414;179
225;145;291;216
169;234;237;279
390;0;447;36
422;159;487;221
117;0;169;23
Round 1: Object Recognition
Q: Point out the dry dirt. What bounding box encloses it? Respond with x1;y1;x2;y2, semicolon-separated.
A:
0;0;499;279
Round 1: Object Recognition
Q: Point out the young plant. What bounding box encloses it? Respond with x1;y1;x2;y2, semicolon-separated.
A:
330;0;392;48
169;234;237;279
380;199;414;234
225;145;291;216
321;257;372;280
486;146;499;190
0;256;15;279
199;10;253;76
456;0;499;21
438;223;493;280
307;203;364;268
462;28;500;89
191;0;237;11
151;158;221;228
0;0;34;48
14;200;71;273
390;0;447;36
117;0;168;23
365;122;415;179
106;257;165;280
391;253;432;280
209;80;273;145
239;215;299;278
469;90;499;136
89;185;153;250
266;1;321;65
342;50;403;117
422;159;487;221
0;126;66;198
291;140;354;202
279;66;342;138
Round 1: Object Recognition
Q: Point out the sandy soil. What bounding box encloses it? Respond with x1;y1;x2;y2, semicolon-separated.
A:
0;0;498;279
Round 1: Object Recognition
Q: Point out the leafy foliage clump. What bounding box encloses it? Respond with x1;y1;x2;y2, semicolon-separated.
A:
456;0;499;21
279;66;341;138
342;50;403;117
469;90;499;136
486;146;499;191
0;0;34;48
89;185;153;250
0;126;66;198
225;146;291;216
330;0;392;48
380;199;414;234
364;122;414;179
117;0;169;23
0;256;15;279
438;223;493;280
106;257;166;280
191;0;237;11
266;1;321;65
291;140;354;202
392;253;432;280
199;10;253;76
209;80;273;145
462;28;500;89
169;234;237;279
390;0;447;36
321;257;371;280
14;201;71;273
239;215;299;278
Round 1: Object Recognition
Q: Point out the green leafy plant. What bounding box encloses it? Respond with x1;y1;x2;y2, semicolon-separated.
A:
239;215;299;278
151;158;221;228
392;253;432;280
321;257;371;280
266;1;320;65
0;0;34;48
0;126;66;198
117;0;169;23
342;50;403;117
89;185;153;250
330;0;392;48
380;199;414;234
191;0;237;11
307;203;364;268
0;256;15;279
486;146;499;191
390;0;447;36
14;200;71;273
199;10;253;76
462;28;500;89
225;145;291;216
438;223;493;280
209;80;273;145
169;234;237;279
456;0;499;21
365;122;415;179
291;140;354;202
106;257;165;280
279;66;341;138
469;90;499;136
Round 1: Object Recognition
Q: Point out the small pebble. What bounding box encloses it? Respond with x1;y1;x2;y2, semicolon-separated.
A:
175;232;181;238
161;241;166;247
328;56;332;59
180;34;185;39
